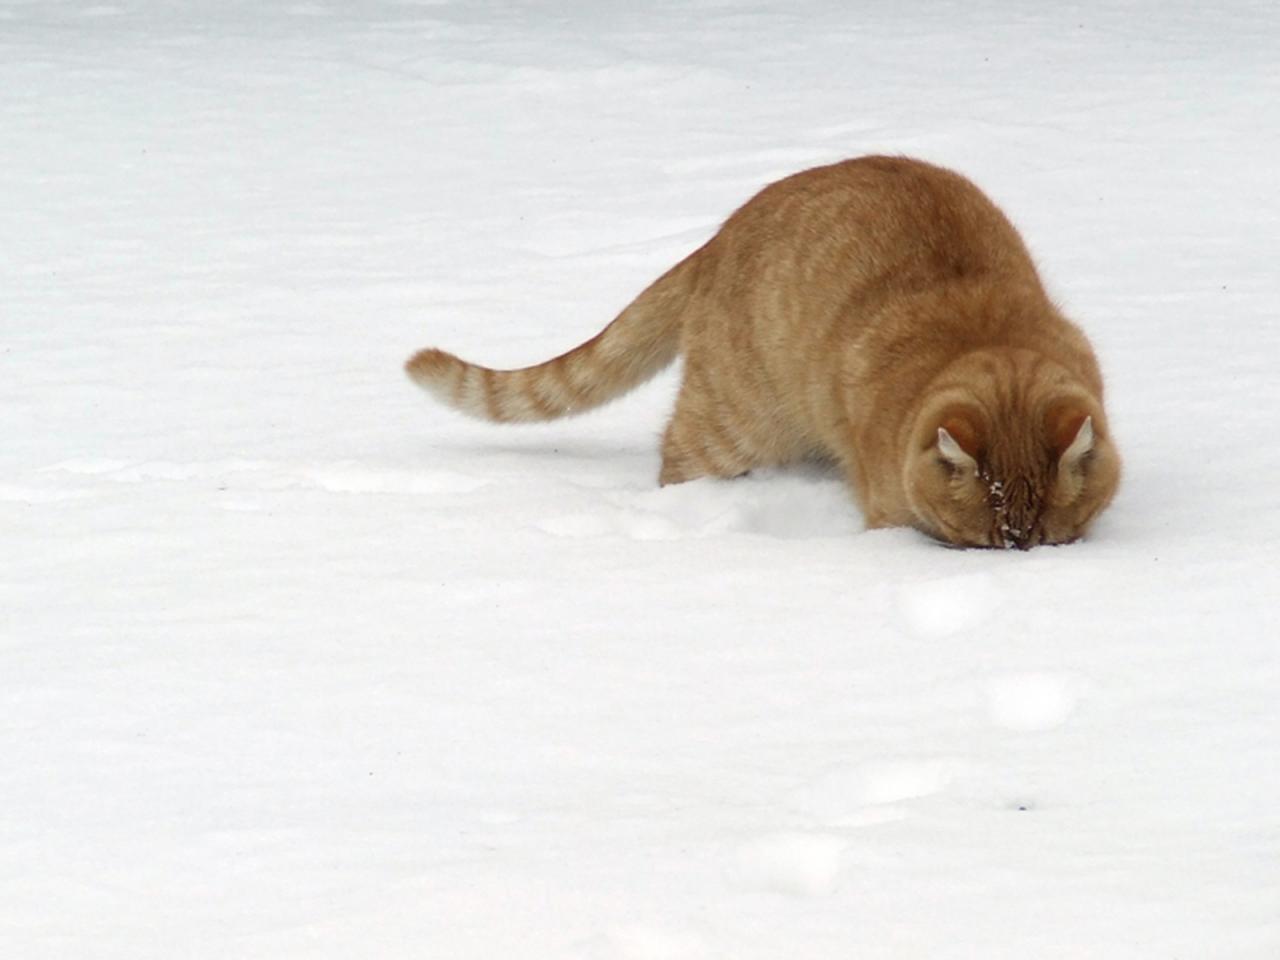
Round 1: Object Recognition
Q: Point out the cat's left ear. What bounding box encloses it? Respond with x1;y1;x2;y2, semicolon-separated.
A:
1050;409;1094;466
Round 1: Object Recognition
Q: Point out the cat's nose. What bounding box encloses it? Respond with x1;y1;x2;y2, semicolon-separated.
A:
1014;527;1046;549
1001;528;1035;550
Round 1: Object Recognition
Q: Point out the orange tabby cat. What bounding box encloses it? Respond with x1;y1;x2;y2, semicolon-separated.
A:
407;156;1120;548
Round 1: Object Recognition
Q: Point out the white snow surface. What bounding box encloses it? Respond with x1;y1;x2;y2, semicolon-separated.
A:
3;2;1279;957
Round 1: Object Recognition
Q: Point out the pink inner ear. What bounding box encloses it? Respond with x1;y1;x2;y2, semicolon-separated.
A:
1049;409;1089;456
940;414;982;458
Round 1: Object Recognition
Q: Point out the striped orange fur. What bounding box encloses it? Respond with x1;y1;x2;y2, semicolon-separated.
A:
406;156;1121;548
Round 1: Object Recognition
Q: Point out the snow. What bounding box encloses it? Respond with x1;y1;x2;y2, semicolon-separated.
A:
3;1;1279;957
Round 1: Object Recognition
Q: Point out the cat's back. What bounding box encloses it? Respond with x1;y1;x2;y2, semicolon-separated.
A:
707;156;1039;294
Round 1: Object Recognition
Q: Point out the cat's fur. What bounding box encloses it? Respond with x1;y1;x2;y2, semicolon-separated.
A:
407;156;1120;548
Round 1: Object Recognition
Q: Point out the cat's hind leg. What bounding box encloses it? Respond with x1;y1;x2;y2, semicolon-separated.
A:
658;382;756;486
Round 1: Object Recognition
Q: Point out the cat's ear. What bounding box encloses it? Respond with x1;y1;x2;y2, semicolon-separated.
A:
1048;406;1094;465
1060;415;1093;464
937;414;980;469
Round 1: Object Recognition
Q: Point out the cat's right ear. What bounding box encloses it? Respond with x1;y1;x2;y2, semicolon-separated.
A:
937;425;978;470
936;411;981;469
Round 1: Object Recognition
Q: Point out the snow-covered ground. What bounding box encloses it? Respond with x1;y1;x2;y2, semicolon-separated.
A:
3;1;1279;957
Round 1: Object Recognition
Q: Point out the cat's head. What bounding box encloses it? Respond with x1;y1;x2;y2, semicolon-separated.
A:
903;396;1120;549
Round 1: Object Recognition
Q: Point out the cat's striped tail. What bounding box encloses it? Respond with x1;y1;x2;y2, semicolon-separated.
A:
405;250;700;423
